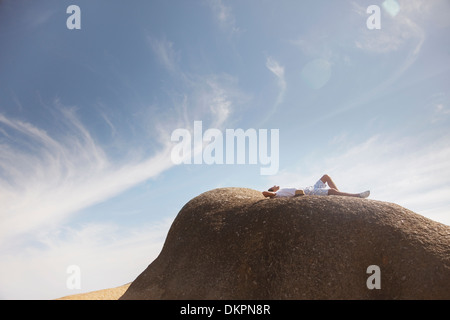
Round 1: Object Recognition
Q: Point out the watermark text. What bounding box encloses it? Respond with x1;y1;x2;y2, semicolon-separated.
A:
66;265;81;290
171;121;279;175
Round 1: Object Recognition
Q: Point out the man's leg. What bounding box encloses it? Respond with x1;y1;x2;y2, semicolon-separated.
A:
320;174;339;190
327;188;360;197
328;188;370;198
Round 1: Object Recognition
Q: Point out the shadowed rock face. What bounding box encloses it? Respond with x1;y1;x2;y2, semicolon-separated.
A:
120;188;450;300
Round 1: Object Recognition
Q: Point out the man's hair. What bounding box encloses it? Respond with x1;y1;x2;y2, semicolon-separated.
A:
268;187;274;192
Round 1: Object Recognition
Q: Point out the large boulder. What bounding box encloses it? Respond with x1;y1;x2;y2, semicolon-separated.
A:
120;188;450;299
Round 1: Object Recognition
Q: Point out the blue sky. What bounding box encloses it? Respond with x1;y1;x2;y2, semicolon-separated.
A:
1;0;449;299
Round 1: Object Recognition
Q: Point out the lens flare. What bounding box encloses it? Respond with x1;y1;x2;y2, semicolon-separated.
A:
301;59;332;90
382;0;401;17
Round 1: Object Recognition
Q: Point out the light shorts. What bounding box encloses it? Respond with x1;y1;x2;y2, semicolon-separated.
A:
303;179;329;196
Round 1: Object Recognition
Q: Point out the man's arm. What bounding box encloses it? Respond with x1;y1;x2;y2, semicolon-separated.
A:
262;191;277;198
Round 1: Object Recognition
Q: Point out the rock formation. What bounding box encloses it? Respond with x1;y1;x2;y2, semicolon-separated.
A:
120;188;450;299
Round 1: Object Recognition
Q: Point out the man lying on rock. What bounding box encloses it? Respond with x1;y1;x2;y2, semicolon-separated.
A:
262;174;370;199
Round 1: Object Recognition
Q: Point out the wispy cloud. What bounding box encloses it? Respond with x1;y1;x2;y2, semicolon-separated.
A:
266;57;286;91
147;36;180;74
0;30;246;299
0;78;244;299
260;57;287;125
147;35;244;131
0;80;239;298
206;0;240;35
202;77;233;129
0;104;175;246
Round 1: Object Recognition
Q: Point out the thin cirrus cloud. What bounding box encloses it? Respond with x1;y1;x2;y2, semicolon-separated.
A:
260;56;287;126
0;32;242;299
207;0;240;34
147;34;242;131
0;84;238;299
0;106;175;246
266;57;286;103
147;36;180;75
0;33;242;248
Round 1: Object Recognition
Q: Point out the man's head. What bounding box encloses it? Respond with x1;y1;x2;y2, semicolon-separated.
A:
268;185;280;192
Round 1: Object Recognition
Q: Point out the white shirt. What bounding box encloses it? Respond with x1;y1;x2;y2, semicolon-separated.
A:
274;187;297;198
